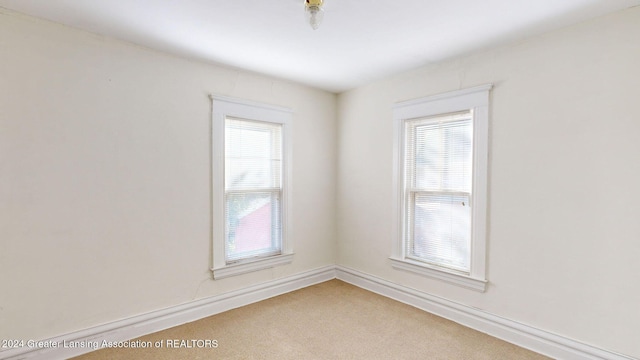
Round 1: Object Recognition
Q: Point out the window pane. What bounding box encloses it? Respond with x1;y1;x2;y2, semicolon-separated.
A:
225;118;282;190
225;192;281;261
410;193;471;272
405;111;473;272
414;120;472;191
224;117;283;263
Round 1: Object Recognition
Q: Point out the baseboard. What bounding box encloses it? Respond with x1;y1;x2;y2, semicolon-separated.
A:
335;265;635;360
3;265;634;360
0;265;336;360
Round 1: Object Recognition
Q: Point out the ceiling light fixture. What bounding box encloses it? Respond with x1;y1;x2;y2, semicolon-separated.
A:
304;0;325;30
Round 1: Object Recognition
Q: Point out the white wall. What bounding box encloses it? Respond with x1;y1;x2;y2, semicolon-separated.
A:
336;6;640;359
0;10;337;341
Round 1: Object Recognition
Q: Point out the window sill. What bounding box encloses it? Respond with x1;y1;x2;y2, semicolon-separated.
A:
211;253;294;280
389;257;487;292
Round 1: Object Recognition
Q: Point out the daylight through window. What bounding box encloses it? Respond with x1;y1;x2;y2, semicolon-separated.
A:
225;117;283;262
391;85;491;292
211;96;293;279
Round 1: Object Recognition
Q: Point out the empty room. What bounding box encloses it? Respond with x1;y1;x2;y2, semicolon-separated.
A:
1;1;639;359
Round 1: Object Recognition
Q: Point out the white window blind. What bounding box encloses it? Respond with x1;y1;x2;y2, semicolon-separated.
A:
225;117;283;262
405;111;473;272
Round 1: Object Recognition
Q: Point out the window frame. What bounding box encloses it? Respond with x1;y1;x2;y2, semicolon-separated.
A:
391;85;492;292
211;95;293;280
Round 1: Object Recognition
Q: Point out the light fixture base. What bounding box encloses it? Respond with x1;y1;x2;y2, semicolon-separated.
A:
304;0;325;30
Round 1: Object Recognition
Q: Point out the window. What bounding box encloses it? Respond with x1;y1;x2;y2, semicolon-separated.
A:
211;96;293;279
391;85;491;292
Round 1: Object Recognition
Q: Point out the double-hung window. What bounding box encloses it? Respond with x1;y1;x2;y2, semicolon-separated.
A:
211;96;293;279
391;85;491;292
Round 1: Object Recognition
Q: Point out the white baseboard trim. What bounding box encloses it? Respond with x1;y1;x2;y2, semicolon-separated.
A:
335;265;635;360
2;265;634;360
0;265;335;360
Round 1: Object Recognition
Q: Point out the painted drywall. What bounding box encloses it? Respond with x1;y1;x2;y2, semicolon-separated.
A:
336;6;640;359
0;9;337;341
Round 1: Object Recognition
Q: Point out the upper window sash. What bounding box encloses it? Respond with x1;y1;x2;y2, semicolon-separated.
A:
404;112;473;194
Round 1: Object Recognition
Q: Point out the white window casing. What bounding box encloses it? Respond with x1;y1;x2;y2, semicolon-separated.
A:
210;95;293;280
391;85;492;292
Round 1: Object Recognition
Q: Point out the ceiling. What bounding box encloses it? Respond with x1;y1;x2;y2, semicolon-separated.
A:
1;0;639;93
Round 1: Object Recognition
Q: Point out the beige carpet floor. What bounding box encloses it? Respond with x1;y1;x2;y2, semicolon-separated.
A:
74;280;550;359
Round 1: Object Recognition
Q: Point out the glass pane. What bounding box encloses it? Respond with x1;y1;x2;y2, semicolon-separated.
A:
225;118;282;190
410;193;470;272
225;192;281;261
409;115;473;192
